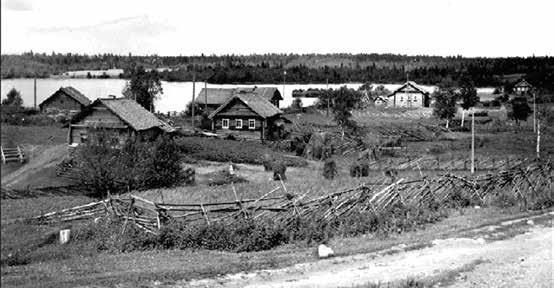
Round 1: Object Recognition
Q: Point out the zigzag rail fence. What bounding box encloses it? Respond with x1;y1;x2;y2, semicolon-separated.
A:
17;160;552;235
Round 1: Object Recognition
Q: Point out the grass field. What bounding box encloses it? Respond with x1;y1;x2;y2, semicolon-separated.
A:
0;106;552;287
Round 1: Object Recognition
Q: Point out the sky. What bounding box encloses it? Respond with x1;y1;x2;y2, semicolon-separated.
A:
1;0;553;57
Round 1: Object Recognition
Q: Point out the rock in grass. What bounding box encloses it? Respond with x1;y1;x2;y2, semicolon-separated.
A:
318;244;334;258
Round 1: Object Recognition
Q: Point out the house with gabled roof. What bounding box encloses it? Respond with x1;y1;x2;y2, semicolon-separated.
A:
39;86;91;114
208;91;284;141
68;97;175;146
513;79;533;95
196;87;283;112
387;81;430;108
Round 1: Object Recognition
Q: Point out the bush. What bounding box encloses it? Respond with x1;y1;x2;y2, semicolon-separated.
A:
323;159;338;179
74;133;184;197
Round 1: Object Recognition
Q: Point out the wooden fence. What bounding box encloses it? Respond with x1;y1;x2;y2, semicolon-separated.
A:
21;160;552;235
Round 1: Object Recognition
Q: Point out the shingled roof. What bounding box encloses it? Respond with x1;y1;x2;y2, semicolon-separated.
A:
196;87;282;105
40;86;91;108
208;93;282;119
96;98;175;132
514;79;533;88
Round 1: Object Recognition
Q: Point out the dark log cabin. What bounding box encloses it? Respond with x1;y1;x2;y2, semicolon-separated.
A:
196;87;282;113
39;86;91;115
68;97;175;146
208;92;284;141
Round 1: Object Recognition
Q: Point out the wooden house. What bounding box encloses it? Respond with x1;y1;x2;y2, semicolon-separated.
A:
39;86;91;114
513;79;533;95
386;81;430;108
196;87;283;113
68;97;175;146
208;92;284;141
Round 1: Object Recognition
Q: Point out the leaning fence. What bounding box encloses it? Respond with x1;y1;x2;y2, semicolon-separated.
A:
22;160;553;235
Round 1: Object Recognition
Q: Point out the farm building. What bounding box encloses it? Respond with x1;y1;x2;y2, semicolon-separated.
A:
513;79;533;95
196;87;283;112
386;81;430;108
39;86;91;114
68;97;175;146
208;91;284;141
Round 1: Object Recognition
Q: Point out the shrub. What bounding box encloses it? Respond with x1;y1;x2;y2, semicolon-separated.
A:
74;133;184;197
272;161;287;180
323;159;337;179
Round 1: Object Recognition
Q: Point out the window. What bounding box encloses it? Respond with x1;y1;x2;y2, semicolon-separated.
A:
222;119;229;129
248;119;256;129
236;119;243;129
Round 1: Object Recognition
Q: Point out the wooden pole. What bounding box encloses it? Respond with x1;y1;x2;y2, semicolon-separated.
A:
204;81;208;112
533;92;536;133
33;78;37;110
192;72;196;129
471;108;475;174
326;78;330;117
536;121;541;159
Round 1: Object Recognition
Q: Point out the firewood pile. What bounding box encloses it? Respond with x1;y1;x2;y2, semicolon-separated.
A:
24;161;552;234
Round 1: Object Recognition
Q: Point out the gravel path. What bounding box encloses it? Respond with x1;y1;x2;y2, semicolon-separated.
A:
177;213;553;288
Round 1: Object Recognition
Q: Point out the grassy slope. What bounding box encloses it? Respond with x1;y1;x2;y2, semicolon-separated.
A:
1;207;549;287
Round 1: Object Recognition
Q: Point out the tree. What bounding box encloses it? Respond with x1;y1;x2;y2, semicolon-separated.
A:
2;88;23;107
432;88;457;129
122;66;163;111
510;97;532;125
330;86;362;138
291;98;303;110
459;78;478;127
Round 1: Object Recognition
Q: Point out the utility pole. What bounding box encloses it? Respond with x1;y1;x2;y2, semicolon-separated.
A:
33;77;37;110
471;107;475;174
536;121;541;159
283;70;286;104
192;72;196;129
326;78;330;117
533;91;536;133
204;81;208;112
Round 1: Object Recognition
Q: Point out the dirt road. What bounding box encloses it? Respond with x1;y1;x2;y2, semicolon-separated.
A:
177;212;553;288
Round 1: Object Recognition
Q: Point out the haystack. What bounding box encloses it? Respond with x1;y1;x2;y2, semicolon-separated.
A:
304;132;332;160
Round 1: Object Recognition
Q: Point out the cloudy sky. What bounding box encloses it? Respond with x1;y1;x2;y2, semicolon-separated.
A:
1;0;552;57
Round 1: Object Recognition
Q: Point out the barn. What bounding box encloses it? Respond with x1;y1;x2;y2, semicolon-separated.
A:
208;91;284;141
39;86;91;114
68;97;175;146
196;87;283;113
387;81;430;108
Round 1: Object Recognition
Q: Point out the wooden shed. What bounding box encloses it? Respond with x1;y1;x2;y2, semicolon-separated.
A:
39;86;91;114
196;87;283;113
208;92;284;141
68;97;175;146
387;81;430;108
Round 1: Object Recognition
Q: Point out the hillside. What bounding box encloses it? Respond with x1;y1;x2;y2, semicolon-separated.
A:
2;53;553;90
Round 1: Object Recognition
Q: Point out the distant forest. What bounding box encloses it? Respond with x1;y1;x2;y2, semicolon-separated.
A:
2;52;553;91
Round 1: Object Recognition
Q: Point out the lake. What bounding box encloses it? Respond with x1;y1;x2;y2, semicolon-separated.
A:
0;78;437;113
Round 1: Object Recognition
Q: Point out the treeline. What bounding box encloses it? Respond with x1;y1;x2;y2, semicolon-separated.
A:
2;52;554;91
